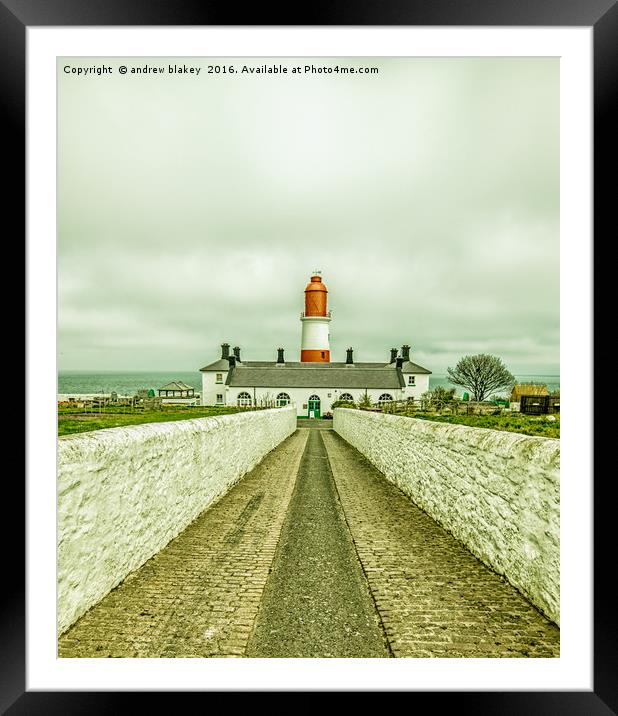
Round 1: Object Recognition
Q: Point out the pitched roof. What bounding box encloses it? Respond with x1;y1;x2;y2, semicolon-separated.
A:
158;381;194;391
510;383;550;400
401;361;432;375
199;359;231;371
226;365;405;389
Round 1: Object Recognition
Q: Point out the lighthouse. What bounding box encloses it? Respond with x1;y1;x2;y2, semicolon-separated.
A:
300;271;331;362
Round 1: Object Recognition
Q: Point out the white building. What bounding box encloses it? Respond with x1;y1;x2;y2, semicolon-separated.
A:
200;272;431;418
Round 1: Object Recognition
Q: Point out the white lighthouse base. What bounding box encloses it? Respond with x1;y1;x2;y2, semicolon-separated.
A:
300;316;331;362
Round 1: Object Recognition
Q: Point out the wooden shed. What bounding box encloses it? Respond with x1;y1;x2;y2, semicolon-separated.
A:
510;383;549;402
520;395;560;415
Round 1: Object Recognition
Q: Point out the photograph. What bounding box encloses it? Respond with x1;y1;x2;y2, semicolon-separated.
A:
9;11;611;709
56;55;561;660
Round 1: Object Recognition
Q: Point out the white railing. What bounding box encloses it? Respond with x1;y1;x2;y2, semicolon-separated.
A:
300;310;332;318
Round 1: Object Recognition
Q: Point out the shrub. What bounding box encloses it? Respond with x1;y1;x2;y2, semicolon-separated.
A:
332;399;356;409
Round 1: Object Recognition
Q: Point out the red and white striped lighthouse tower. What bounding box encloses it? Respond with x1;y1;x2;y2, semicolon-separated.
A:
300;271;331;362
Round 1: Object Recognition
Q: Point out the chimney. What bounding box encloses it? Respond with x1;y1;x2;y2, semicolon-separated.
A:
277;347;285;364
346;347;354;365
396;357;404;369
221;343;230;359
401;344;410;361
233;346;241;362
390;348;398;364
227;355;236;368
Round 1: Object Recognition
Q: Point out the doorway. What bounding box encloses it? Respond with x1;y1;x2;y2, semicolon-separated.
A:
307;395;321;419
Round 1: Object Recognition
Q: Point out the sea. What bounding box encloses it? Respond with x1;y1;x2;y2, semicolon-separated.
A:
58;371;560;398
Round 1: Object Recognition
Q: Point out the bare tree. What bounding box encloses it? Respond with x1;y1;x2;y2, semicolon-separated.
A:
429;385;456;410
447;354;515;402
420;391;432;411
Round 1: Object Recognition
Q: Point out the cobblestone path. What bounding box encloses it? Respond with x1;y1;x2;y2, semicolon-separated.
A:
246;426;390;657
58;422;559;658
321;430;560;658
58;430;308;657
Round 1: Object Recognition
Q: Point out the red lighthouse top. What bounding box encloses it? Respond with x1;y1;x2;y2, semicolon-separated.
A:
304;272;328;317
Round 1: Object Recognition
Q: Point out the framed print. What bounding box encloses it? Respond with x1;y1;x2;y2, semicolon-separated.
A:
7;0;614;710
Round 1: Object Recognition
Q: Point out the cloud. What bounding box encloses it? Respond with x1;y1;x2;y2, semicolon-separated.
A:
58;57;559;374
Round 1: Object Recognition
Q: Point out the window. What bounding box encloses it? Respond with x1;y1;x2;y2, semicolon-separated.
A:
321;352;325;358
237;391;252;406
339;393;354;402
216;394;224;404
408;375;415;386
276;392;291;406
216;373;223;383
377;393;394;405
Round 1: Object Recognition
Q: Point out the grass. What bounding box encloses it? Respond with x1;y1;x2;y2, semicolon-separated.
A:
409;412;560;438
58;405;260;436
59;404;559;439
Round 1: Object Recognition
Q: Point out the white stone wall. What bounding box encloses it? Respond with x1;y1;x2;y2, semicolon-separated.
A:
334;408;560;625
161;397;199;406
57;406;296;634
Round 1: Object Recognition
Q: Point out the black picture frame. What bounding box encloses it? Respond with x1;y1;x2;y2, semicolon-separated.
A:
7;0;613;711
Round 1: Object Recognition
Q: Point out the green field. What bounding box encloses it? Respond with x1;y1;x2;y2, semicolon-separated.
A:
58;406;259;436
410;412;560;438
59;404;559;439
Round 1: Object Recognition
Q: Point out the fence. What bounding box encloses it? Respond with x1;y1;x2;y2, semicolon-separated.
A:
58;396;164;414
362;399;508;417
57;398;270;416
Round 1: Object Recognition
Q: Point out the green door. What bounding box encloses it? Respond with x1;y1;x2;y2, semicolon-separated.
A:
308;395;321;419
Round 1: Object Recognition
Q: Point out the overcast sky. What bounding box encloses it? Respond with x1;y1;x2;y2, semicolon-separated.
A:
58;57;559;375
